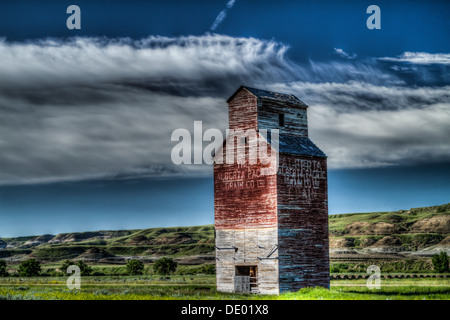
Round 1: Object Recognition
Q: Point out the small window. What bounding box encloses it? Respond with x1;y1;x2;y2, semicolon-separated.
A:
279;113;285;127
241;136;248;144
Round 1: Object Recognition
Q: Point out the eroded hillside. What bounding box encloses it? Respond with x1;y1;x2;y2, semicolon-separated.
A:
0;204;449;266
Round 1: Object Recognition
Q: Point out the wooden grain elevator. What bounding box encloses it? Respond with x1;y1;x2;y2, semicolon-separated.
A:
214;86;329;294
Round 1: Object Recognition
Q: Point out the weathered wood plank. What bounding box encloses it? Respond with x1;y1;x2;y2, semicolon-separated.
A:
215;87;329;295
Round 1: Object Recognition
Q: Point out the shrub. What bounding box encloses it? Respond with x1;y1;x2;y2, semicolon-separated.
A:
60;260;93;276
432;251;450;273
76;261;93;276
42;268;62;277
60;260;73;274
18;259;41;277
0;260;8;277
126;259;144;276
153;257;177;276
200;264;215;275
330;263;349;273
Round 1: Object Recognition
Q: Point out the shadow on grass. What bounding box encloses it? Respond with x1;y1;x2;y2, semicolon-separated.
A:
343;287;450;296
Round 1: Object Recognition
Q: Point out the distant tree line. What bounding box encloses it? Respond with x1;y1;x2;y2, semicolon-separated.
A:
0;257;180;277
0;253;447;278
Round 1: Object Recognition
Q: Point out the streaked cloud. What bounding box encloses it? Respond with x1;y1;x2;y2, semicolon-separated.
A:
0;35;448;185
379;52;450;65
209;0;236;31
269;81;450;168
333;48;357;59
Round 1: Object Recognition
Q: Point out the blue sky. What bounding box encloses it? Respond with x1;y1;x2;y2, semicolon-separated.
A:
1;0;449;57
0;0;449;237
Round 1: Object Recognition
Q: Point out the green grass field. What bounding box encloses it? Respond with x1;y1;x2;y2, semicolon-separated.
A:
1;203;448;300
0;276;448;300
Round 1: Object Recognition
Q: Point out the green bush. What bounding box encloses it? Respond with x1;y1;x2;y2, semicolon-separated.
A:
18;259;41;277
432;251;450;273
0;260;8;277
44;268;63;277
153;257;177;276
60;260;73;274
176;264;215;275
330;263;351;273
126;259;144;276
76;261;93;276
60;260;93;276
200;264;216;275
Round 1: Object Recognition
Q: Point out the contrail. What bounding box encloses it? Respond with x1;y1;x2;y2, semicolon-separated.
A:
209;0;236;31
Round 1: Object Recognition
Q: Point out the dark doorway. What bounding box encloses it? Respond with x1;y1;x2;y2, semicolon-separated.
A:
234;266;258;293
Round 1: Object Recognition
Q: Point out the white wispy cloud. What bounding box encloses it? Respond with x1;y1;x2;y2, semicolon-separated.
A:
270;81;450;168
0;35;448;185
333;48;357;59
209;0;236;31
379;52;450;65
0;35;290;185
0;35;290;89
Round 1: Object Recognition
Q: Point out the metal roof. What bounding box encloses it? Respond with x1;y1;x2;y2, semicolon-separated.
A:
227;86;307;106
266;133;326;158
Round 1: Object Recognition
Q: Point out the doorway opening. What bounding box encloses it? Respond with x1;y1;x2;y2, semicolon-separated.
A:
234;265;258;293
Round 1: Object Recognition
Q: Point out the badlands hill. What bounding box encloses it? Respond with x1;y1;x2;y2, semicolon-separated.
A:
329;203;450;257
0;203;448;265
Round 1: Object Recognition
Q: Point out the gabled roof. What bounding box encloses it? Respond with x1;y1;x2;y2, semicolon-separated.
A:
227;86;307;106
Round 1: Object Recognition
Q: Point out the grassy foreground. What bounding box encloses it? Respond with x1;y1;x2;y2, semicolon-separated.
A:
0;276;448;300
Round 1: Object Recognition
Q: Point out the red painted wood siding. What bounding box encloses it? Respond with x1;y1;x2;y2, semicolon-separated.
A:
214;159;278;229
228;89;258;131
